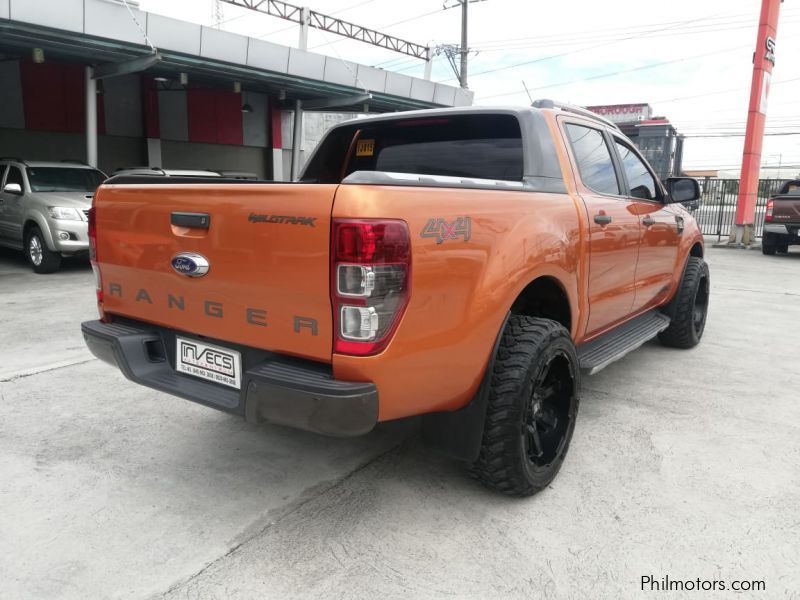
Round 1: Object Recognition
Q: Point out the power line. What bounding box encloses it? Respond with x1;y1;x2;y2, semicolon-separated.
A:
473;18;800;53
467;7;800;47
683;132;800;138
441;9;758;84
475;44;752;101
651;76;800;106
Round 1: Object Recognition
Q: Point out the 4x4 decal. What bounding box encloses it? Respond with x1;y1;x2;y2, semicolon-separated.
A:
421;217;472;244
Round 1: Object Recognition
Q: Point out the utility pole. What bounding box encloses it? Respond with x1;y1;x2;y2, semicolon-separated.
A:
459;0;468;89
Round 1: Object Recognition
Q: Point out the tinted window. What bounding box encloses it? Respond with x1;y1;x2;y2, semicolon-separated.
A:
303;114;524;183
6;166;23;188
780;181;800;196
26;167;106;192
615;141;658;200
375;137;522;181
565;124;619;195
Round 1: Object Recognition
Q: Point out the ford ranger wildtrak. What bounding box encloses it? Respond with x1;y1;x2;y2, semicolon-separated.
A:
81;100;708;496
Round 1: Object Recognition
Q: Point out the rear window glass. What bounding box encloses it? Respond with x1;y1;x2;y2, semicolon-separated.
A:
302;114;523;183
781;182;800;195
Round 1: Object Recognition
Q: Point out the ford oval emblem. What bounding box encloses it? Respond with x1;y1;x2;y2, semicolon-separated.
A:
171;253;209;277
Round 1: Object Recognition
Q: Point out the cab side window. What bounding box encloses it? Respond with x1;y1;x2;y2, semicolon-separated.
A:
614;141;659;201
565;123;620;196
5;166;23;189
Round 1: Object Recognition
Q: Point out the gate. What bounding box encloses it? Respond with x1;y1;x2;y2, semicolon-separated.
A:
693;178;789;241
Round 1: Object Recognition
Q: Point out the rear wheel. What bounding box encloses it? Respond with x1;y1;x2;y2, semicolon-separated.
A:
777;241;789;254
762;233;776;255
470;316;579;497
659;257;709;349
25;226;62;274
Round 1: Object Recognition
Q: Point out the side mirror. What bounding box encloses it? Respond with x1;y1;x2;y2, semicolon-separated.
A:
665;177;700;204
3;182;22;195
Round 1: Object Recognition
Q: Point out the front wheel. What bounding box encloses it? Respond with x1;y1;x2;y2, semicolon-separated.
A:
25;226;62;274
470;316;579;497
659;257;709;349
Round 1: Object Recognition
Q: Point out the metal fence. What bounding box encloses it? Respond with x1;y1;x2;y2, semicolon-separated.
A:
693;178;789;241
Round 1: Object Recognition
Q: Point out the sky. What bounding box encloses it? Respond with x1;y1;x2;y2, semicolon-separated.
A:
139;0;800;173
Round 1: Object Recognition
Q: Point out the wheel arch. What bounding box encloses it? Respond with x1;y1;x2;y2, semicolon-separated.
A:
23;215;56;250
422;274;576;462
509;275;573;335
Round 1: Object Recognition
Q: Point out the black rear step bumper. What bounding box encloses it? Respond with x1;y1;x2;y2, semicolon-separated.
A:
81;319;378;437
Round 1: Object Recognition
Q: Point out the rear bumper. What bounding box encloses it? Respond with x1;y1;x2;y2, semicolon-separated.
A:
81;319;378;436
764;223;800;236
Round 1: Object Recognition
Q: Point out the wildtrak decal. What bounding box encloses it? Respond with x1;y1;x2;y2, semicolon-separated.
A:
421;217;472;244
248;213;316;227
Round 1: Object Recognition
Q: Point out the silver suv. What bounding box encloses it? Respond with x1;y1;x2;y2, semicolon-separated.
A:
0;159;106;273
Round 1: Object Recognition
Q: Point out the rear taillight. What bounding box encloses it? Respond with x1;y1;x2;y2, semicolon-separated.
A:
765;199;774;222
331;219;410;355
88;205;104;314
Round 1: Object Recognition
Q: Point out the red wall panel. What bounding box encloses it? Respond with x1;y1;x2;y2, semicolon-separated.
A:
142;77;160;139
270;100;282;149
187;89;243;145
216;92;243;146
19;60;105;135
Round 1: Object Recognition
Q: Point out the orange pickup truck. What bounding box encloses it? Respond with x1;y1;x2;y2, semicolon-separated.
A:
82;100;709;496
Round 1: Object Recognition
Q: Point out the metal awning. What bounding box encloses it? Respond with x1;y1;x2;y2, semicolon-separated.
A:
0;2;471;113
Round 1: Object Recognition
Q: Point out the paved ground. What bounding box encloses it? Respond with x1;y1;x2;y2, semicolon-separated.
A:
1;244;799;599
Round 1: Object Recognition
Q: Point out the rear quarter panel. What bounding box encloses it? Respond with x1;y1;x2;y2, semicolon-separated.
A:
331;184;584;421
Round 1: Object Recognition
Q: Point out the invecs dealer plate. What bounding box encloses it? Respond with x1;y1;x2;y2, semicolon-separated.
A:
176;337;241;389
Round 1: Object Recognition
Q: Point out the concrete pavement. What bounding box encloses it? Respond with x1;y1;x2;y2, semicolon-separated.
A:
1;244;798;599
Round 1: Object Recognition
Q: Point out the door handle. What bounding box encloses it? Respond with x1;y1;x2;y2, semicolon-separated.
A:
642;216;655;227
593;213;612;225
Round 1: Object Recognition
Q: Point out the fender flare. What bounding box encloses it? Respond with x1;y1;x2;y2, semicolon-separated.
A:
23;211;57;251
421;311;511;463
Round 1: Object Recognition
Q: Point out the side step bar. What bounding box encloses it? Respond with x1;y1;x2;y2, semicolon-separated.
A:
577;310;670;375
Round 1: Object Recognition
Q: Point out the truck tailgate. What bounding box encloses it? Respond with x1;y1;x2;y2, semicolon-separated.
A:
772;195;800;223
95;183;336;362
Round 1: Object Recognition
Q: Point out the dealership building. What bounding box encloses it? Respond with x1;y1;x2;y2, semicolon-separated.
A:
0;0;471;179
587;103;684;180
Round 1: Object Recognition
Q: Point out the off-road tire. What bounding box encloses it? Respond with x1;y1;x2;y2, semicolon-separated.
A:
776;242;789;254
25;226;62;274
470;316;579;497
762;233;776;255
658;257;709;349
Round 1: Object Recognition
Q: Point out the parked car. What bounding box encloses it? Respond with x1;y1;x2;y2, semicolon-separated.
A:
81;101;708;496
0;158;107;273
762;179;800;255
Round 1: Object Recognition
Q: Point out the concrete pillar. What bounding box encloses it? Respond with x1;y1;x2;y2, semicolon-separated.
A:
85;66;98;168
272;149;283;181
146;138;162;168
290;100;303;181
